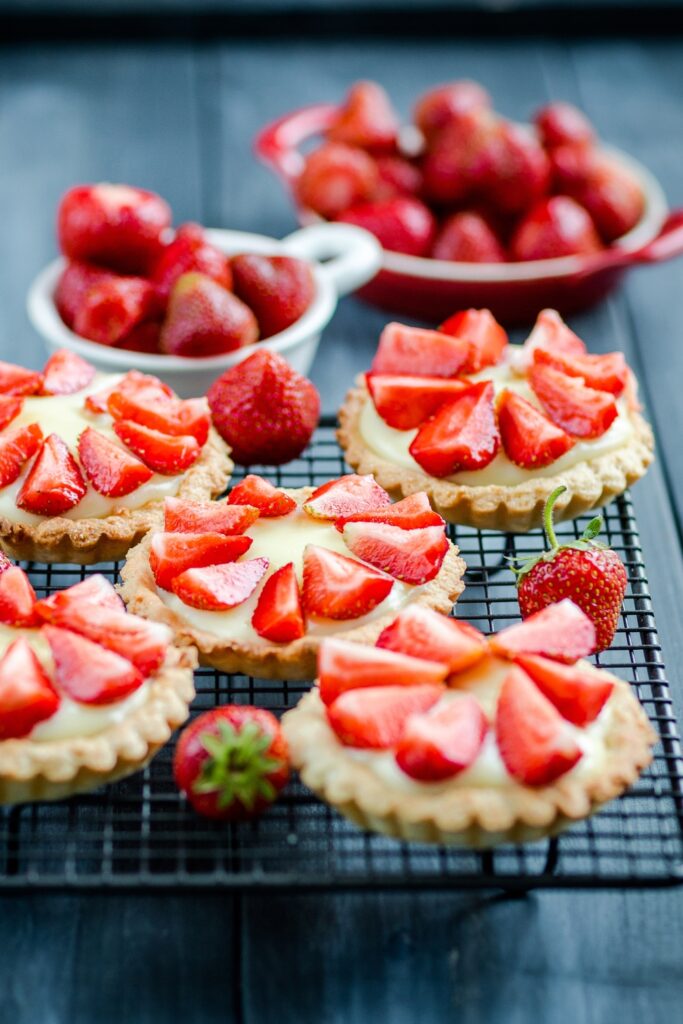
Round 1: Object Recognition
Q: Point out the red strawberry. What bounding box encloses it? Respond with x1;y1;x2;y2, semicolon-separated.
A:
317;637;447;706
78;427;153;497
152;222;232;301
529;363;618;439
54;261;115;328
535;101;594;151
101;370;173;420
327;80;399;152
302;544;393;619
73;276;157;346
108;375;210;445
227;475;297;518
164;497;259;535
496;666;582;785
497;389;575;468
420;110;497;205
513;485;627;653
521;308;587;362
303;474;391;521
376;605;488;673
57;183;171;274
409;380;500;477
173;706;289;821
208;350;320;466
509;196;602;261
532;347;628;396
84;380;121;416
374;156;422;200
515;654;613;727
149;532;253;591
0;361;43;396
251;562;305;643
413;80;491;142
334;492;443;532
171;558;269;611
160;272;258;358
47;604;169;677
395;695;488;781
366;373;469;429
297;142;377;218
489;598;596;663
371;322;470;377
230;254;315;339
549;143;593;194
113;419;201;474
566;153;644;242
41;349;96;396
342;521;449;584
0;566;37;626
326;683;444;749
0;638;60;739
0;395;23;431
482;122;551;216
116;321;162;354
0;423;43;489
35;574;124;618
43;624;144;705
337;196;436;257
17;433;87;515
432;211;506;263
438;308;508;373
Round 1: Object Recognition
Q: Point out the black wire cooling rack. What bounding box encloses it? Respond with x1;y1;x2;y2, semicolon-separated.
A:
1;418;682;892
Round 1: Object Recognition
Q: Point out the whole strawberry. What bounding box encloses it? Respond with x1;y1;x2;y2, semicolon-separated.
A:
512;485;627;653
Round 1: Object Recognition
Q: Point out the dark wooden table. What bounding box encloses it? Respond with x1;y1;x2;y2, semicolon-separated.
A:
1;32;683;1023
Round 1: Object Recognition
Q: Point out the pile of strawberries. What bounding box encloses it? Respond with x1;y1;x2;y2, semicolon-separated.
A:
55;184;315;356
296;80;644;262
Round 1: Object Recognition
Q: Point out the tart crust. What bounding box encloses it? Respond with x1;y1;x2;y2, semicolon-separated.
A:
0;428;232;565
338;380;655;533
282;675;657;848
119;487;467;680
0;644;197;805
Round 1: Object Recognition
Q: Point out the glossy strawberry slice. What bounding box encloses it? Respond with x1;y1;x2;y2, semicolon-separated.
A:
515;653;613;727
43;624;144;705
0;638;60;739
409;381;500;477
371;322;470;377
326;683;444;749
251;562;305;643
171;558;269;611
439;308;508;374
302;544;393;620
318;637;447;706
529;364;618;439
0;395;23;431
498;389;575;468
343;521;448;584
44;603;170;676
163;496;259;535
532;347;628;397
0;423;42;489
41;349;96;396
395;695;488;781
17;434;87;515
227;475;297;517
108;376;210;445
149;532;253;591
366;373;469;429
78;427;153;497
84;380;119;415
35;573;124;618
522;309;587;361
113;420;201;474
334;492;444;532
489;599;596;664
495;666;582;785
377;605;488;673
0;361;43;396
303;474;391;520
0;566;37;626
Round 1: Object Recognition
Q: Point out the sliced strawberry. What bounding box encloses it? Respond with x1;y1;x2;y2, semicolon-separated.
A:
439;308;508;374
43;624;144;705
251;562;305;643
409;381;500;477
395;695;488;781
366;373;470;429
17;433;87;515
515;653;614;727
0;638;60;739
0;566;37;626
529;364;618;439
522;309;587;361
149;532;253;591
113;419;201;474
0;361;43;396
84;380;118;415
532;347;628;397
376;605;488;673
86;369;172;417
326;683;444;749
318;637;447;706
227;475;297;518
171;558;269;611
0;423;43;489
335;492;444;532
303;474;391;520
495;666;582;785
343;521;448;584
498;389;575;469
0;395;23;431
78;427;153;497
489;599;596;663
371;322;470;378
108;378;210;445
41;349;96;396
302;544;394;620
163;496;259;535
43;602;170;676
35;574;124;619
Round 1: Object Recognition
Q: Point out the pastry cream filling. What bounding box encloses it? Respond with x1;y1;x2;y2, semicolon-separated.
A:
359;345;635;487
157;503;421;644
0;624;149;742
0;373;186;524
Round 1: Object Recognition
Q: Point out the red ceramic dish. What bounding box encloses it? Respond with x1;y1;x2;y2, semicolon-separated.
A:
256;103;683;324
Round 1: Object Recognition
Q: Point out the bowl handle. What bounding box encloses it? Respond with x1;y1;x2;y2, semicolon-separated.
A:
281;222;382;297
254;103;339;184
578;210;683;278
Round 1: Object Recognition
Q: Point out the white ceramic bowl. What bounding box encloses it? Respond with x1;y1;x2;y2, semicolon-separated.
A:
27;222;382;398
